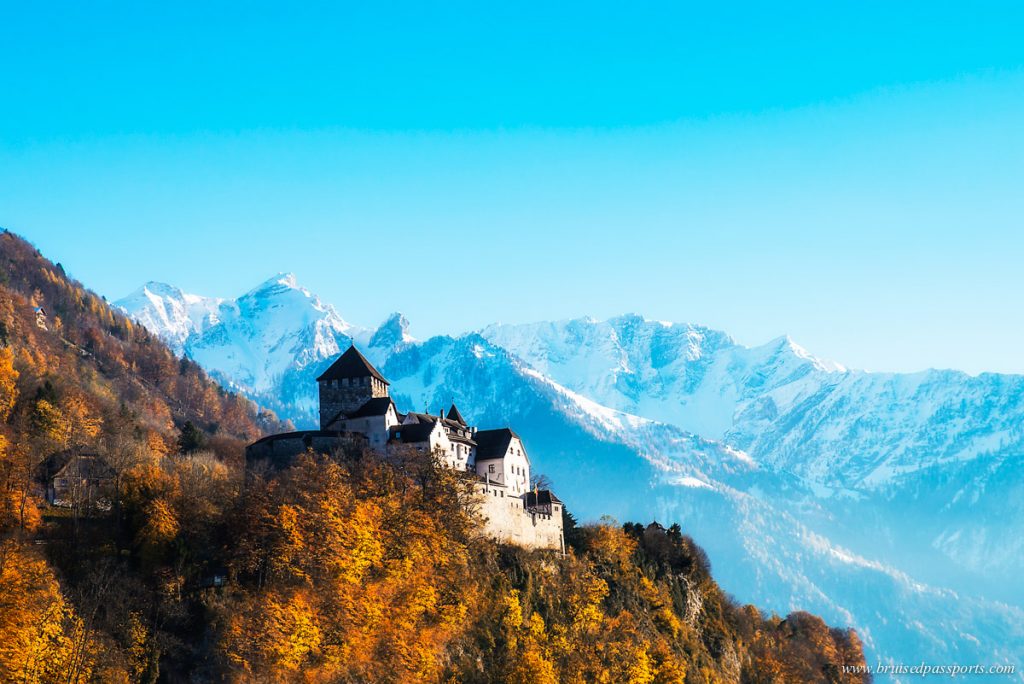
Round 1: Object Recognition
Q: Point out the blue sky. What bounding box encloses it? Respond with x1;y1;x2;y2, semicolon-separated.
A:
2;2;1024;374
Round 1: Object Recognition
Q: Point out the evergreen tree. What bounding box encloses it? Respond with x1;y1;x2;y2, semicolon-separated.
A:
177;420;206;454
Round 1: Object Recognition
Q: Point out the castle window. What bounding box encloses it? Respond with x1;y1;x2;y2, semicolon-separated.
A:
488;464;495;473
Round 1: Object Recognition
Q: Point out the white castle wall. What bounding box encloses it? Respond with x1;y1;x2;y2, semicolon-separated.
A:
476;483;564;552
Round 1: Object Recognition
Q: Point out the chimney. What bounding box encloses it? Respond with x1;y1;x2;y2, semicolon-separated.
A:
439;408;445;420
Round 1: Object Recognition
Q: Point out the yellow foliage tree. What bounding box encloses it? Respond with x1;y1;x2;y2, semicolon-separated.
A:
31;399;64;445
137;497;180;569
0;347;17;422
61;393;102;445
0;541;89;683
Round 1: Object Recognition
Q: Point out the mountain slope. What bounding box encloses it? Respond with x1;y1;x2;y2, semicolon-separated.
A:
0;233;285;455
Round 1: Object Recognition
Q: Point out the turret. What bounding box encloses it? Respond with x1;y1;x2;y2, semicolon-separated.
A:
316;345;389;429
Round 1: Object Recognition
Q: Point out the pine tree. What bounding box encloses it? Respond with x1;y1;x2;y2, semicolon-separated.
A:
177;420;206;454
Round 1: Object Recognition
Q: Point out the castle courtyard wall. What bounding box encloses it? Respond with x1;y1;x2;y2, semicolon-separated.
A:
246;431;356;469
476;484;564;552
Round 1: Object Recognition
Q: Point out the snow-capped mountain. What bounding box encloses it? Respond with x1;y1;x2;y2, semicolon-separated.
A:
118;282;225;354
118;277;1024;678
120;274;388;421
483;315;1024;489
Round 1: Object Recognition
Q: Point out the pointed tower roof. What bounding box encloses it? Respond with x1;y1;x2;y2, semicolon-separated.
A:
447;403;467;426
316;345;389;385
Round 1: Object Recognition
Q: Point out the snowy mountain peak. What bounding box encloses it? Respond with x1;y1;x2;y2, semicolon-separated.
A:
138;280;185;298
117;274;374;402
235;273;354;329
243;272;306;298
764;334;847;373
115;281;223;354
370;312;415;351
276;272;299;288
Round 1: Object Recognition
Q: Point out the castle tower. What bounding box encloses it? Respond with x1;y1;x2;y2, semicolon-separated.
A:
316;345;390;429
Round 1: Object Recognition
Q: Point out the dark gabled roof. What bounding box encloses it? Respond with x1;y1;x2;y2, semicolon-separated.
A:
403;412;436;425
346;397;395;419
447;403;467;426
49;454;115;481
388;422;436;444
525;489;562;508
473;428;521;460
316;345;389;385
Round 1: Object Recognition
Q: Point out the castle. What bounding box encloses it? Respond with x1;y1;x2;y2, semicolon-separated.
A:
246;345;565;551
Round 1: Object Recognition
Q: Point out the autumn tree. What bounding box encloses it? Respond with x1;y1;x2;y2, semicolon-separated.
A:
0;541;89;682
0;347;17;421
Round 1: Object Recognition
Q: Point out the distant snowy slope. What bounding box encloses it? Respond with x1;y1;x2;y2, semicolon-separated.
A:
117;282;225;354
481;316;845;440
482;315;1024;493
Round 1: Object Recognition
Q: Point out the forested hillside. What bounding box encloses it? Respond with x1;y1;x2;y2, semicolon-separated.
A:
0;231;867;682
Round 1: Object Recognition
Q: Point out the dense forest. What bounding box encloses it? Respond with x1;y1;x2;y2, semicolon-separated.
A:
0;230;869;682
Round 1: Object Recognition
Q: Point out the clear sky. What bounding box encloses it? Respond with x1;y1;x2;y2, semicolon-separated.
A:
2;2;1024;374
